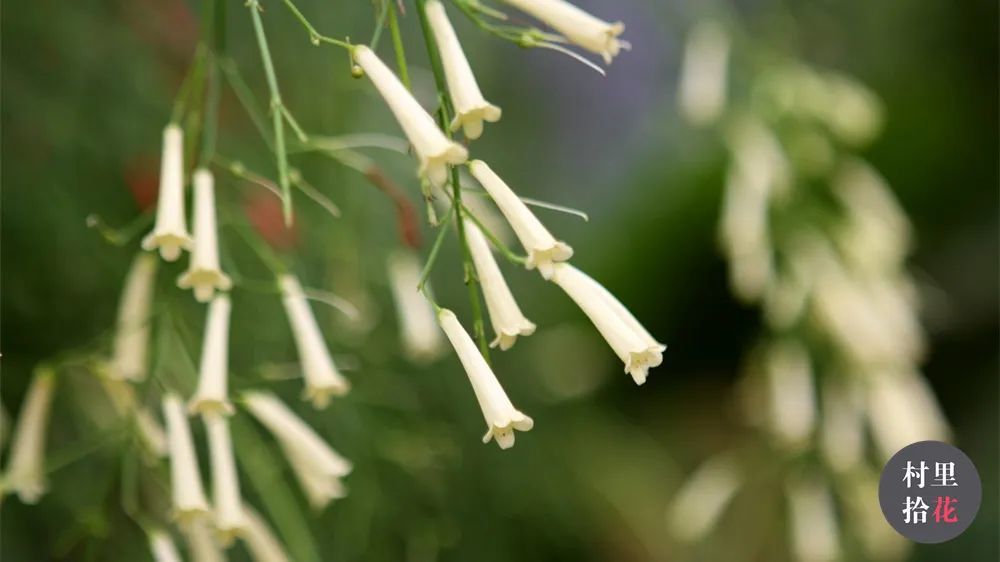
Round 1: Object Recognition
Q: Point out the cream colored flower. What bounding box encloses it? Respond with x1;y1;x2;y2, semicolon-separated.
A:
437;308;533;449
242;391;352;509
668;454;741;541
109;252;157;381
549;264;663;384
469;160;572;279
464;220;536;350
164;393;211;525
148;528;183;562
786;476;841;562
189;295;235;416
279;275;350;408
678;21;730;126
184;520;225;562
502;0;626;64
178;169;232;302
2;368;56;504
354;45;468;187
142;124;193;261
832;159;912;273
239;505;291;562
386;250;446;362
425;0;501;139
764;340;816;449
820;376;865;473
867;371;950;462
203;412;245;543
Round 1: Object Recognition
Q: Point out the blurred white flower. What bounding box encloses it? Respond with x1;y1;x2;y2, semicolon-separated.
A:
764;340;816;449
239;505;291;562
164;392;211;525
668;454;741;541
832;159;912;273
184;520;225;562
469;160;572;279
354;45;468;187
279;275;350;409
178;169;232;303
819;376;865;473
822;73;884;146
189;295;235;416
148;528;183;562
501;0;626;64
549;264;663;384
387;250;445;362
867;371;950;462
425;0;501;140
464;219;536;350
437;308;533;449
2;368;56;504
786;476;841;562
99;377;168;461
142;124;192;261
678;21;729;126
109;252;157;382
203;412;245;543
242;391;352;509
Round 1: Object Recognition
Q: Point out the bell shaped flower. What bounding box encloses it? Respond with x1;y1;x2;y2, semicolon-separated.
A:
178;169;232;302
425;0;501;139
437;308;533;449
469;160;572;279
279;275;350;408
239;505;291;562
464;219;536;349
142;124;193;261
109;252;158;381
386;250;446;362
354;45;467;187
501;0;626;64
188;295;235;416
242;391;352;510
203;412;245;543
163;393;211;525
550;264;663;384
2;368;56;503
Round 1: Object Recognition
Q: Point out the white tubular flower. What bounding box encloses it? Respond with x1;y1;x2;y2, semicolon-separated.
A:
425;0;501;140
203;412;245;543
353;45;468;187
501;0;626;64
242;392;352;509
2;369;56;504
820;376;865;473
178;169;232;302
469;160;572;279
437;309;533;449
550;264;663;384
185;520;225;562
109;252;157;381
164;393;211;525
142;124;193;261
868;371;950;462
678;21;730;126
833;159;912;273
279;275;350;409
386;251;446;362
189;295;235;416
764;340;816;449
148;528;183;562
240;505;291;562
464;220;536;350
786;476;841;562
668;455;741;542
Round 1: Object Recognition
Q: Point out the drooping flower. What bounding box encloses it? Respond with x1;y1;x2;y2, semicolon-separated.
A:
203;412;245;543
678;20;730;126
142;124;193;261
279;275;350;409
178;169;232;302
786;475;841;562
501;0;626;64
109;252;157;382
464;219;536;350
242;391;352;509
353;45;468;187
184;520;225;562
437;308;533;449
549;263;663;384
148;528;183;562
239;505;291;562
425;0;501;140
386;250;446;362
819;375;865;473
163;393;211;525
188;295;235;416
469;160;572;279
2;368;56;504
763;340;816;449
668;454;741;541
867;370;950;462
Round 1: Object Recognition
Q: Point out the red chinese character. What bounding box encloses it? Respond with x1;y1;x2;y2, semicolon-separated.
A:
934;496;959;523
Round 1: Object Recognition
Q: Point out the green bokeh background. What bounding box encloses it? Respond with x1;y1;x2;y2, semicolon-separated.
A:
2;0;996;560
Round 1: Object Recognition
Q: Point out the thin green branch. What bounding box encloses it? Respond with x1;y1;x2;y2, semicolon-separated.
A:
388;3;411;89
418;202;455;291
279;0;352;48
370;0;391;50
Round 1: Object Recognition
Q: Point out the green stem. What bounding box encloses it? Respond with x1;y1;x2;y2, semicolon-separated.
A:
418;202;455;290
280;0;352;48
388;3;411;89
219;57;274;149
370;0;390;50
